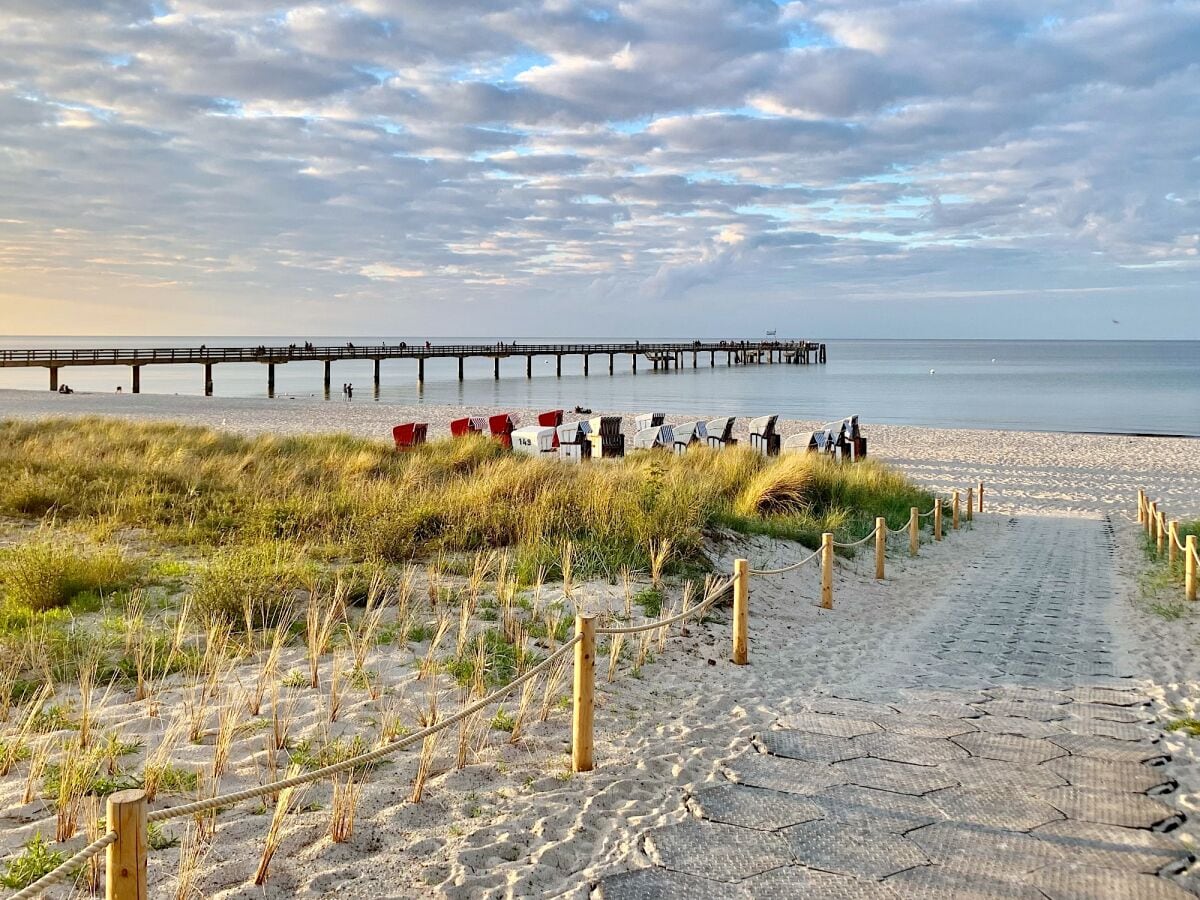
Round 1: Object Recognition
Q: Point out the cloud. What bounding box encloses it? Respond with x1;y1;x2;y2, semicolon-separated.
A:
0;0;1197;336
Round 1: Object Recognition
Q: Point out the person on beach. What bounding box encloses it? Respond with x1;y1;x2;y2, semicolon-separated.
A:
347;383;353;399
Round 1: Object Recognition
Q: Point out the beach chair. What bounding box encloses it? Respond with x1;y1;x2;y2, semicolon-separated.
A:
489;413;519;449
512;426;557;455
807;427;837;457
782;433;809;454
586;416;624;458
635;413;666;432
672;420;707;453
538;410;564;446
705;417;737;449
840;415;866;459
749;415;780;456
633;424;675;451
449;416;487;438
392;423;428;450
556;421;592;462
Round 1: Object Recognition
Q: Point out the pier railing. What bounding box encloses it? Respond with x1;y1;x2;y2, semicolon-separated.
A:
0;340;820;365
6;477;978;900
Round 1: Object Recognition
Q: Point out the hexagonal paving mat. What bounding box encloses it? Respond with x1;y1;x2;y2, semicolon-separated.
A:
1048;733;1165;764
832;757;958;796
893;700;981;719
954;732;1067;764
929;786;1063;831
813;784;943;834
986;687;1070;705
1031;819;1191;874
868;714;977;739
854;732;969;766
1042;786;1183;829
907;822;1066;878
1060;717;1150;742
594;867;747;900
742;865;900;899
643;820;794;882
884;864;1045;899
1065;687;1152;707
782;820;929;879
1043;756;1175;793
983;700;1070;722
1031;863;1195;900
940;756;1067;792
806;697;899;719
1069;703;1152;724
688;783;825;831
973;715;1067;739
721;752;846;796
777;712;881;738
757;730;866;764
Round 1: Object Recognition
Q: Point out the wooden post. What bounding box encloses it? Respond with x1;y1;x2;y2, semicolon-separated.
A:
608;353;614;375
952;491;960;530
494;357;500;380
874;517;886;580
934;501;942;541
527;355;532;379
106;789;148;900
820;533;833;610
632;354;637;374
1157;511;1166;556
131;365;141;394
323;360;331;392
732;559;749;665
460;357;466;381
556;355;562;378
966;487;974;522
204;362;214;396
584;354;589;376
1137;489;1146;524
267;363;275;396
1146;501;1156;538
1169;521;1179;566
977;482;984;512
1187;536;1197;602
49;366;59;392
374;359;381;388
909;507;919;557
417;358;425;384
571;615;595;773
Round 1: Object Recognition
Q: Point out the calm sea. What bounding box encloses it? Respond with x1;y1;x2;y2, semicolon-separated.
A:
1;338;1197;437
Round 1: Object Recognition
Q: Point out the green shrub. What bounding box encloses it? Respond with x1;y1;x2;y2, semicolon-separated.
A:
0;539;138;611
191;544;308;627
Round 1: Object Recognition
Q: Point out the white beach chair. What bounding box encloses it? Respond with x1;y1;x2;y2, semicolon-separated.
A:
749;415;780;456
672;420;707;453
512;426;556;455
706;417;736;449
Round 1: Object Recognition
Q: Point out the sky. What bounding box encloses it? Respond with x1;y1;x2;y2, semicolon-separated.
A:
1;0;1198;339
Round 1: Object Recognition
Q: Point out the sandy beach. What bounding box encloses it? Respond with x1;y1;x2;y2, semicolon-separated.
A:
1;389;1199;897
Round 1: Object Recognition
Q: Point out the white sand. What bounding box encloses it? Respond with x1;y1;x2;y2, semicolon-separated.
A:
1;389;1198;897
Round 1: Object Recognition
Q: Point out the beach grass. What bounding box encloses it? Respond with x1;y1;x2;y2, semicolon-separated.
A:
0;417;933;583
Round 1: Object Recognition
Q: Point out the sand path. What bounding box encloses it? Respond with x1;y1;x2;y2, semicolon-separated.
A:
595;515;1196;899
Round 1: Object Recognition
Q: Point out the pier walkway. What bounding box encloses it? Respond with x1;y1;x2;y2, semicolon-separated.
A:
0;339;826;395
597;516;1195;899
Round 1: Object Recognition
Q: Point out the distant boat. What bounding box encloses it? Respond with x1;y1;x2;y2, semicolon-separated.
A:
766;329;776;336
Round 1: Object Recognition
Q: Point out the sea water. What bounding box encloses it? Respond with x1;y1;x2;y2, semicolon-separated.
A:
1;338;1197;437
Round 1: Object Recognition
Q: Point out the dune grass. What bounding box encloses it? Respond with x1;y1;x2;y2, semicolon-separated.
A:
0;418;934;581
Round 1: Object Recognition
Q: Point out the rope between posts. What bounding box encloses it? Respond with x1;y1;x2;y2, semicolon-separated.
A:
597;578;734;635
146;636;580;824
7;831;117;900
750;547;822;577
918;507;937;518
833;526;879;549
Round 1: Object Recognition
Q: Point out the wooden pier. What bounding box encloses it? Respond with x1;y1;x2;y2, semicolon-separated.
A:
0;340;826;396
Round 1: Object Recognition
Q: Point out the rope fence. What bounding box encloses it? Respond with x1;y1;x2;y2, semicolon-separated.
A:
8;480;988;899
1137;489;1198;602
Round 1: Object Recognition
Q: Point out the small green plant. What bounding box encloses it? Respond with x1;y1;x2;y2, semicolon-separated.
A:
148;821;179;850
1149;601;1188;621
633;587;664;617
144;763;198;795
1165;718;1200;736
0;833;66;889
192;544;306;628
489;707;516;733
281;670;308;689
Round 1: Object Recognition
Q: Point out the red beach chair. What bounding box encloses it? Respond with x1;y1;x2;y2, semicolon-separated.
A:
489;413;518;449
392;423;428;450
538;410;564;446
450;416;486;438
